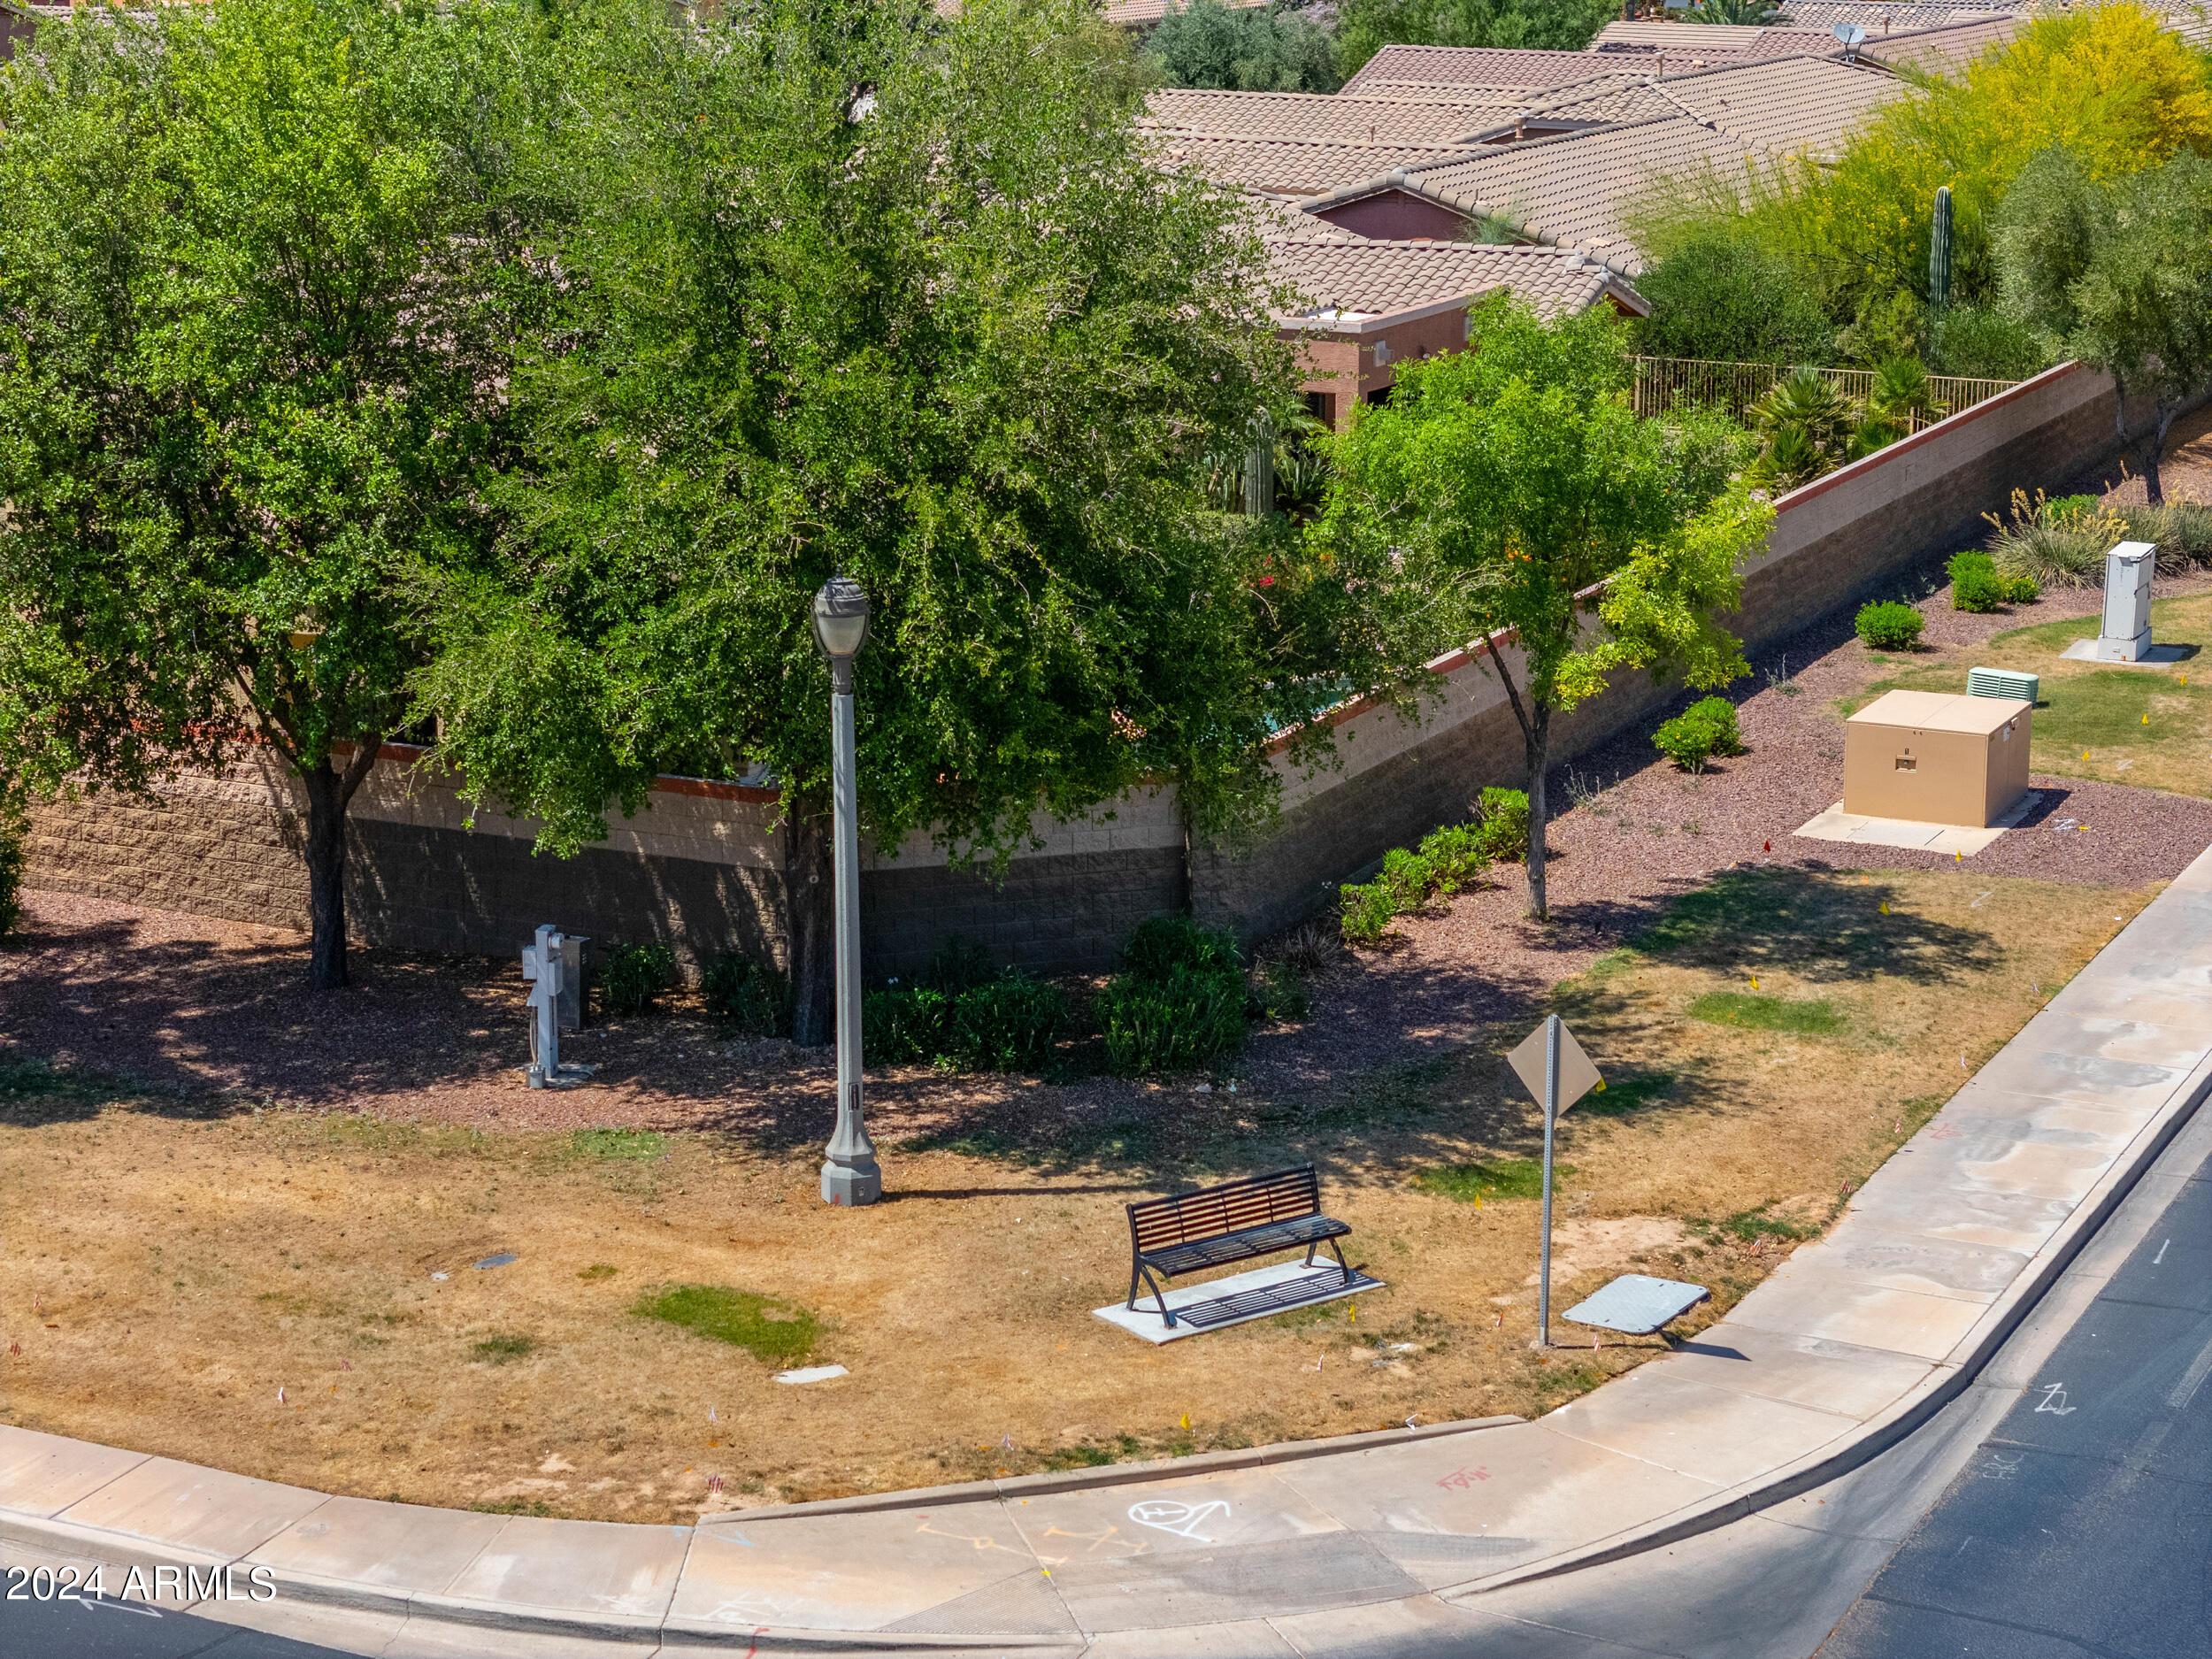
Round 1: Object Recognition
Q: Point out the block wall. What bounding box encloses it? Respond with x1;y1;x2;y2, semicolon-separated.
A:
22;364;2128;972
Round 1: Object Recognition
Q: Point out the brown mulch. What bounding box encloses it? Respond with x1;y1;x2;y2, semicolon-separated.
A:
6;557;2212;1144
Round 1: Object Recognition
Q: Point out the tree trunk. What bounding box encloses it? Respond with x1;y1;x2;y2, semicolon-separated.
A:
2145;402;2178;506
297;740;383;991
1524;703;1552;923
786;792;836;1047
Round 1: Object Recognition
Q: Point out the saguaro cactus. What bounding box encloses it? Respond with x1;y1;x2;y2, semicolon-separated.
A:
1242;407;1275;520
1929;184;1953;313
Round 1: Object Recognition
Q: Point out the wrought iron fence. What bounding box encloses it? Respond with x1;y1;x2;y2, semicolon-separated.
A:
1630;357;2020;431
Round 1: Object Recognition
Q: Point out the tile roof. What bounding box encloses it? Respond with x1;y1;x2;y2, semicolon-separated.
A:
1340;44;1663;94
1150;132;1488;197
2161;6;2212;49
1777;2;2022;32
1647;54;1911;159
1309;115;1774;274
1856;13;2022;70
1101;0;1268;20
1143;88;1526;146
1266;237;1644;322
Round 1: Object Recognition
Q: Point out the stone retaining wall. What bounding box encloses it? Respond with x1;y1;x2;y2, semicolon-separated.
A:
23;362;2124;975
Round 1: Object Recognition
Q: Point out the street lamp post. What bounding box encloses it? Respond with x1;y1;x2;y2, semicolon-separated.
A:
813;576;881;1208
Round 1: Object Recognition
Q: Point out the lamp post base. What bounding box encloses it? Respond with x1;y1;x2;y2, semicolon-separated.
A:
820;1157;882;1208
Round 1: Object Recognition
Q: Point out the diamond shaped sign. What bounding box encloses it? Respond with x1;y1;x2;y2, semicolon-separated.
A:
1507;1019;1602;1118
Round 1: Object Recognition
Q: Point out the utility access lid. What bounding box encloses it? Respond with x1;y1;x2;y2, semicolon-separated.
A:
1507;1018;1602;1116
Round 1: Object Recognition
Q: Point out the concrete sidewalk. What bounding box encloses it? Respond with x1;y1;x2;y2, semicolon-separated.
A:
5;849;2211;1655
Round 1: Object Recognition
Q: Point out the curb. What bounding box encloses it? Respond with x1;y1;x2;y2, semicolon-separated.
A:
702;1414;1525;1525
1441;1040;2212;1601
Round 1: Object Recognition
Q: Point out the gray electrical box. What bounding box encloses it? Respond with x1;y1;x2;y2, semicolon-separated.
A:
2094;541;2157;662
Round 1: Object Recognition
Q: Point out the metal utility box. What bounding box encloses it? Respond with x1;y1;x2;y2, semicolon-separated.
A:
1844;689;2032;826
2095;541;2157;662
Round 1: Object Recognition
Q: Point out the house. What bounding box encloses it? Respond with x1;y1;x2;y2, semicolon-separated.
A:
1144;87;1528;147
1151;132;1497;198
1298;56;1911;270
1340;43;1666;96
1260;228;1649;428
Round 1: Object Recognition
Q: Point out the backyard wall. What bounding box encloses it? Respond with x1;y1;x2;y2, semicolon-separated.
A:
20;361;2124;976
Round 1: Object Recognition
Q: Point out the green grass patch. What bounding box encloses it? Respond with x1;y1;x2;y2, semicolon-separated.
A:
631;1284;817;1364
470;1498;557;1517
1413;1158;1573;1203
469;1333;537;1365
1709;1207;1822;1243
1039;1443;1117;1471
1686;992;1846;1034
577;1263;618;1282
1578;1071;1676;1116
569;1128;667;1161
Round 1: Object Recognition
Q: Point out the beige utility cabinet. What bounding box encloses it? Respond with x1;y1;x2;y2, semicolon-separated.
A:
1844;690;2032;826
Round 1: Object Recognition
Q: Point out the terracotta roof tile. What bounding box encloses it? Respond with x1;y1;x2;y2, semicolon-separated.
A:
1266;237;1640;321
1151;131;1484;196
1143;88;1525;146
1857;14;2023;70
1314;116;1772;274
1341;44;1663;94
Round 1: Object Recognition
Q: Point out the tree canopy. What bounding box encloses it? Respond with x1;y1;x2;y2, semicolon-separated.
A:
1995;147;2212;503
1333;0;1615;82
1145;0;1340;93
0;0;528;986
1320;297;1769;918
414;0;1419;1036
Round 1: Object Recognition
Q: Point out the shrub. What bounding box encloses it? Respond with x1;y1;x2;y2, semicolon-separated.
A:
701;950;787;1037
597;941;677;1017
1948;549;2004;612
945;973;1068;1072
1474;787;1530;862
0;813;20;943
864;987;952;1064
1631;233;1833;365
1099;967;1248;1076
1119;914;1242;985
2117;499;2212;568
1257;958;1310;1022
1099;913;1248;1075
1652;696;1744;772
1855;601;1924;649
1339;880;1397;948
1145;0;1340;93
918;933;995;995
1986;487;2129;588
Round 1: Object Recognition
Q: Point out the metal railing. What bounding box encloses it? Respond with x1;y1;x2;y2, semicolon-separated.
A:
1630;357;2020;430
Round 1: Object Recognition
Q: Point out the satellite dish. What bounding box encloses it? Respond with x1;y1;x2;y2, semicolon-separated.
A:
1833;19;1868;58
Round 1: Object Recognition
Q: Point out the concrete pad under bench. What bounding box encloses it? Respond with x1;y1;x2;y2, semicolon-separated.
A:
1094;1258;1380;1343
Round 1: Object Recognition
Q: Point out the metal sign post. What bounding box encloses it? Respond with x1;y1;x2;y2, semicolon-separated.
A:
1507;1015;1602;1349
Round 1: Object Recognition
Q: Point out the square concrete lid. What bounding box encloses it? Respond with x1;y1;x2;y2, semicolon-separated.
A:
1849;687;2030;735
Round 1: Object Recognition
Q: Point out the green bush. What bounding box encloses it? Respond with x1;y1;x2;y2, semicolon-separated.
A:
2118;500;2212;568
1336;792;1525;947
1099;967;1248;1077
1630;233;1833;365
597;941;677;1017
700;950;787;1037
0;814;21;943
945;974;1068;1072
864;987;952;1064
1257;958;1310;1022
1855;601;1924;649
1099;914;1248;1075
1948;550;2004;612
1474;787;1530;862
1119;914;1243;984
918;933;995;994
1652;696;1744;772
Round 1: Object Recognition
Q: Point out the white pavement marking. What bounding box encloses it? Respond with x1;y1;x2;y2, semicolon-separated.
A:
2165;1331;2212;1410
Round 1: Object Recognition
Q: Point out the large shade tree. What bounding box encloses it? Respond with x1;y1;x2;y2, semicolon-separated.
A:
419;0;1416;1042
1321;296;1771;919
1994;146;2212;504
0;0;532;987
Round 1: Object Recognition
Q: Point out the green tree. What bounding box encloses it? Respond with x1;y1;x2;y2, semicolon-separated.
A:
1334;0;1615;82
1321;296;1770;918
1632;234;1832;365
1681;0;1786;21
1146;0;1340;93
1994;147;2212;503
418;0;1416;1041
0;0;530;987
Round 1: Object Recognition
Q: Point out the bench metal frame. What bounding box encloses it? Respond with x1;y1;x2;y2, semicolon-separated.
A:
1125;1164;1351;1329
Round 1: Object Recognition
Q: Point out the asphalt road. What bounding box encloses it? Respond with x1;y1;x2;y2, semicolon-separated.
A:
0;1575;347;1658
1818;1150;2212;1659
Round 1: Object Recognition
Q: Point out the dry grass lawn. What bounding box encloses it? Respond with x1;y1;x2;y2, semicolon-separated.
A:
0;868;2150;1521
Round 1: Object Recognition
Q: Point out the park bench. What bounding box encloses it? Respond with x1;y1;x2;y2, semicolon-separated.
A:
1125;1165;1359;1331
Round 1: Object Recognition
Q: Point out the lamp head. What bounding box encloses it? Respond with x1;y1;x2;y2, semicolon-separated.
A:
811;576;872;661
